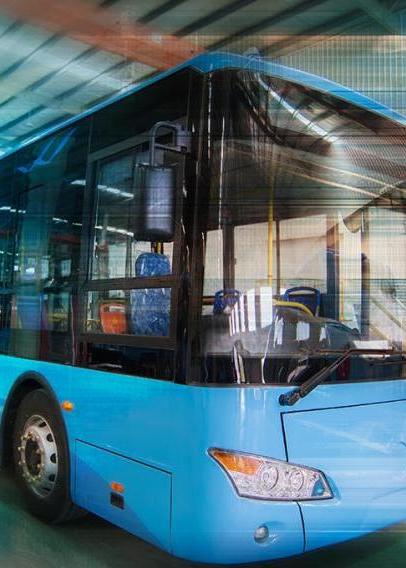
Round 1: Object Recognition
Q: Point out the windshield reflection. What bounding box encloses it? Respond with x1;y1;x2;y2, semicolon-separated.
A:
194;69;406;385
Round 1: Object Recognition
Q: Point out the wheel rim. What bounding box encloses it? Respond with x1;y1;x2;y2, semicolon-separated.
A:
17;414;58;498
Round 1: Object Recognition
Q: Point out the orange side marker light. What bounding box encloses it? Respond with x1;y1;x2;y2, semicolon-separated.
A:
61;400;74;412
110;481;125;494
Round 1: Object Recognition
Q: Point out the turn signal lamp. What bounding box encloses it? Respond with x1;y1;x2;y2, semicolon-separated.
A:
209;448;333;501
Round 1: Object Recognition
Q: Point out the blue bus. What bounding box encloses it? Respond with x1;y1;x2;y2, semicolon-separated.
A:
0;52;405;564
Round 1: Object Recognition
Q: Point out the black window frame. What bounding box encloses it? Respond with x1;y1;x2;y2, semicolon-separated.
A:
78;133;185;353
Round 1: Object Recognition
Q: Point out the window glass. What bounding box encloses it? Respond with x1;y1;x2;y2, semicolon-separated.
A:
203;229;223;297
279;216;327;293
92;151;174;280
195;70;406;385
234;223;268;290
0;156;15;286
368;207;406;342
86;287;171;337
90;70;191;152
9;123;89;362
87;343;174;379
0;156;15;352
338;213;362;329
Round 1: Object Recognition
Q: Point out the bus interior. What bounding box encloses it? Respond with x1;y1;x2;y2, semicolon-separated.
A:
196;69;406;385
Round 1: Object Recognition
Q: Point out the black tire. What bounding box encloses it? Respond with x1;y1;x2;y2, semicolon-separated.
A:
12;388;83;523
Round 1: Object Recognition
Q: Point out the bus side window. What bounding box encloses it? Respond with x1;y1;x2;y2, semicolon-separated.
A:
82;143;182;380
91;152;174;281
10;124;88;363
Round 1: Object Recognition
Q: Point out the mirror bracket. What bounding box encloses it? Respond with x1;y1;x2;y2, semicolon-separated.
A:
148;121;191;166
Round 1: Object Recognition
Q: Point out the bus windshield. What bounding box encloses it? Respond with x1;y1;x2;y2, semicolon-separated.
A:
194;69;406;384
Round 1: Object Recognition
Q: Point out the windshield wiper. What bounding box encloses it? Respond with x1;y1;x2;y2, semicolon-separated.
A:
279;348;404;406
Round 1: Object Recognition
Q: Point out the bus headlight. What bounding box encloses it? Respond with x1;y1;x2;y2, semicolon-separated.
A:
209;448;333;501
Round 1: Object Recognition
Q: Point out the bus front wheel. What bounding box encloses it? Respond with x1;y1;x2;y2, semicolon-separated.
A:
12;388;82;523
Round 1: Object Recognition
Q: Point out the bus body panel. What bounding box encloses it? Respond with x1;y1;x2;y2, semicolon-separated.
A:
0;356;304;564
283;398;406;551
75;440;172;551
66;365;305;563
1;355;405;562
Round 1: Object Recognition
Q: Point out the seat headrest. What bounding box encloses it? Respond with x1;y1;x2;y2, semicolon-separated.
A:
135;253;171;277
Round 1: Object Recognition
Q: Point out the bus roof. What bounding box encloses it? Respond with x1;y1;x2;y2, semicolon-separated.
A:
3;51;406;160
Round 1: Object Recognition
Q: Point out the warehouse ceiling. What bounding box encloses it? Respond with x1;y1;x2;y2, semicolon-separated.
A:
0;0;403;155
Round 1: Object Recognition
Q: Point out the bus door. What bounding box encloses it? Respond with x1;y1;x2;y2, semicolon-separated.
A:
78;124;189;379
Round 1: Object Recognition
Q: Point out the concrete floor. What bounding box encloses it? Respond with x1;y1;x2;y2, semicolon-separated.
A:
0;472;404;568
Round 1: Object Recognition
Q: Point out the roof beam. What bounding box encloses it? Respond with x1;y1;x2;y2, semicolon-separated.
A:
262;1;406;60
208;0;329;50
175;0;259;37
0;0;198;70
356;0;400;32
262;9;366;57
139;0;188;25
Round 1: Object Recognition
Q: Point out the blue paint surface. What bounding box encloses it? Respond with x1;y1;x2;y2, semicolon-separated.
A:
0;355;405;563
283;400;406;551
75;440;172;551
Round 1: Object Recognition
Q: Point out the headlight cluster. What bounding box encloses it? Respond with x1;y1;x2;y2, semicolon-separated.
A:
209;448;333;501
